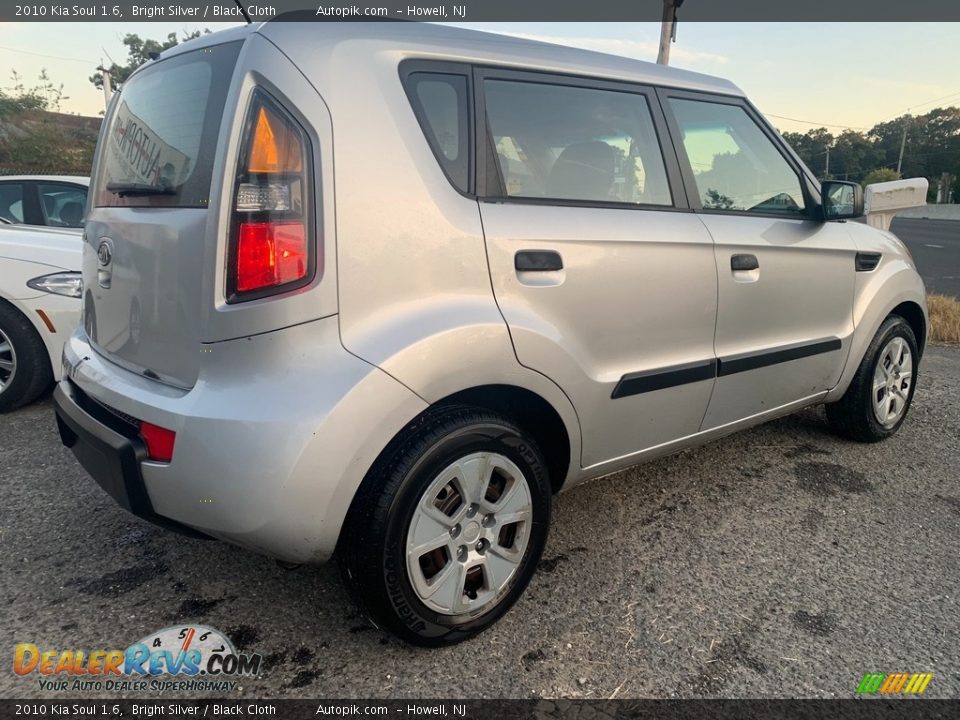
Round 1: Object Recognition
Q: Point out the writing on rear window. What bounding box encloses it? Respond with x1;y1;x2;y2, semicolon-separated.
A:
94;42;241;208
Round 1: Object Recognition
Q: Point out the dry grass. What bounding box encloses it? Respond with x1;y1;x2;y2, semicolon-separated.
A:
928;294;960;345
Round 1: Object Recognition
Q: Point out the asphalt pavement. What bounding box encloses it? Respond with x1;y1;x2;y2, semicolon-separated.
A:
891;217;960;298
2;345;959;700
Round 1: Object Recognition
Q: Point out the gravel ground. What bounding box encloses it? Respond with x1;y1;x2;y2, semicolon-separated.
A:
1;346;958;700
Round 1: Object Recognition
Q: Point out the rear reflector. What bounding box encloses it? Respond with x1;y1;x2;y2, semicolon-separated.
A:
139;421;176;463
236;221;307;293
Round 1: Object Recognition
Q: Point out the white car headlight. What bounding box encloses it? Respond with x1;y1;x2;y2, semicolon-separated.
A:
27;271;83;299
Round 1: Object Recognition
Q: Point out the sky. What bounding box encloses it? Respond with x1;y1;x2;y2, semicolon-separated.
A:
0;21;958;133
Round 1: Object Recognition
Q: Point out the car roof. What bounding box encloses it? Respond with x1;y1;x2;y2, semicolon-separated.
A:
0;175;89;186
159;21;742;98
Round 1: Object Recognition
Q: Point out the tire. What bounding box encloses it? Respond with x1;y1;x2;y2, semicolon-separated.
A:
826;315;919;442
0;301;53;413
337;405;552;646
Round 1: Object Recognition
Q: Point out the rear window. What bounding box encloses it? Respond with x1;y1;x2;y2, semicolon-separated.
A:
93;42;241;208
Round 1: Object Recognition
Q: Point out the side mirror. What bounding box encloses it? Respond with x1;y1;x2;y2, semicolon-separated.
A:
821;180;864;220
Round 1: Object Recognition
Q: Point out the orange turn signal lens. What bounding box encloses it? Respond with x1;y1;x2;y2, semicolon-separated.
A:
247;105;304;174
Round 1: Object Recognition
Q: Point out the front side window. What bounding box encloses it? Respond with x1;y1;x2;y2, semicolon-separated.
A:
668;98;806;215
483;79;672;206
39;183;87;227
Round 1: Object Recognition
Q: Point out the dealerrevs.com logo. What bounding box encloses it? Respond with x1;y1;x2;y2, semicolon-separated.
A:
14;625;263;693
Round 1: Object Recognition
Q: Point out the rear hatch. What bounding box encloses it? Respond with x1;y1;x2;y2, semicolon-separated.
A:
84;40;242;388
84;29;333;390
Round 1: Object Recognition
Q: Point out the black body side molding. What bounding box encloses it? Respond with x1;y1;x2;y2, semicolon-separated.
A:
611;360;717;399
612;338;842;399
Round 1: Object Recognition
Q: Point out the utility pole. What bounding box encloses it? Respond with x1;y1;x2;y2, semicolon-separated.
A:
657;0;684;66
97;63;113;111
824;145;830;179
896;122;908;177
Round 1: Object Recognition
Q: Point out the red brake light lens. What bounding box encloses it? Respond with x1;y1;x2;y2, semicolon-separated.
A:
236;221;307;292
139;421;176;463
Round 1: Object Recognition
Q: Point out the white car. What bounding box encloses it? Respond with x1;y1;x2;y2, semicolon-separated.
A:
0;223;81;411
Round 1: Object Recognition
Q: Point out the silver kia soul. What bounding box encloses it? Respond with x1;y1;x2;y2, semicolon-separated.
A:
54;21;927;645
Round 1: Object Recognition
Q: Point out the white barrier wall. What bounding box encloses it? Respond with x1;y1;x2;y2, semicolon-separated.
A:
864;178;929;231
893;204;960;221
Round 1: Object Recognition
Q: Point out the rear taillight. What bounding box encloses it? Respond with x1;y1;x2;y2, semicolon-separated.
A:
236;221;307;292
228;93;313;301
139;421;176;463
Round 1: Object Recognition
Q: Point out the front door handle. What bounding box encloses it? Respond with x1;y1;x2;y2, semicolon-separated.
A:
515;250;563;272
731;253;759;271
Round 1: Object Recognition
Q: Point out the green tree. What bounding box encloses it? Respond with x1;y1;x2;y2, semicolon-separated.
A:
0;69;66;115
0;70;94;173
861;168;899;187
781;127;833;178
781;107;960;199
89;30;208;90
828;129;881;181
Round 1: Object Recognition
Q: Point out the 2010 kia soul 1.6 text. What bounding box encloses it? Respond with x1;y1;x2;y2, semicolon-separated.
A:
53;21;927;646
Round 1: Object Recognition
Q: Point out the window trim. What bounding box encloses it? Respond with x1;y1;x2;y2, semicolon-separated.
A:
399;60;475;197
473;66;689;212
656;87;820;221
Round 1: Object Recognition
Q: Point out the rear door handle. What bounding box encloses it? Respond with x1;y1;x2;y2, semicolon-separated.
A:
515;250;563;272
731;253;759;271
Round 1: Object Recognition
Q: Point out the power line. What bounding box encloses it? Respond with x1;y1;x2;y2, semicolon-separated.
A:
766;89;960;133
0;44;94;65
765;113;868;131
902;90;960;113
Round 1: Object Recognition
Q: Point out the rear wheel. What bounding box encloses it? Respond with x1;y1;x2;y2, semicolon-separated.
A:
0;302;52;413
338;406;551;646
826;315;918;442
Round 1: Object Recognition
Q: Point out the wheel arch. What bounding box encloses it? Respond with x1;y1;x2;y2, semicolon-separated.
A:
890;300;927;358
431;384;572;494
826;264;927;403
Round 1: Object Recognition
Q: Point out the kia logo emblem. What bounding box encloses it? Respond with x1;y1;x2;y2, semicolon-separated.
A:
97;239;113;267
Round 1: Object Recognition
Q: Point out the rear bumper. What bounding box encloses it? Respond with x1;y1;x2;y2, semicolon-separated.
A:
56;316;428;563
53;381;210;539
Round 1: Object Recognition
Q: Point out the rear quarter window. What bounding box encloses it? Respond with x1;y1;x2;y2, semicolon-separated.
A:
93;41;241;208
403;72;470;193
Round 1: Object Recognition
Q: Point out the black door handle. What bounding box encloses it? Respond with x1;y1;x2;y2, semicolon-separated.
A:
731;253;759;271
515;250;563;272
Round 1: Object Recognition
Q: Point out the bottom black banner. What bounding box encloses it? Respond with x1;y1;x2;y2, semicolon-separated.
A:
2;699;959;720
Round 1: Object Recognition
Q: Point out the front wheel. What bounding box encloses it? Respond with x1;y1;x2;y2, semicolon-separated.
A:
338;406;551;646
826;315;919;442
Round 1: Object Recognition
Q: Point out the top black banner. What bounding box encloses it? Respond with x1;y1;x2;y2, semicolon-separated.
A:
6;0;960;23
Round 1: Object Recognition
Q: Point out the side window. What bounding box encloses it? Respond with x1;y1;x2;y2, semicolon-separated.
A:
482;79;672;206
38;183;87;227
0;183;25;223
406;73;470;193
668;98;806;215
